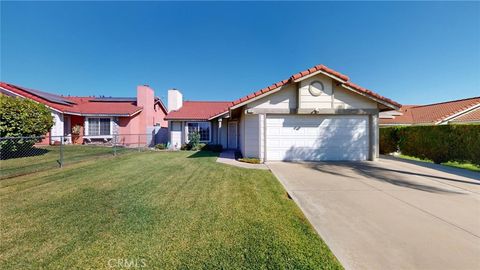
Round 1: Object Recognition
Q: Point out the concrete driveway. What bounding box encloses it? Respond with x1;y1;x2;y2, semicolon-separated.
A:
267;157;480;270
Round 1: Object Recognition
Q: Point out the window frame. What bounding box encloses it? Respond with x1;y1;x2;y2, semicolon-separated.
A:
85;117;113;138
186;121;211;143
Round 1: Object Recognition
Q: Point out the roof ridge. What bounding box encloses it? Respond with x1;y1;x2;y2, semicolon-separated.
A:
413;96;480;108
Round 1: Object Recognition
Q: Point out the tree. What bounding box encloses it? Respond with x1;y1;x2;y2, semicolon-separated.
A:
0;95;54;154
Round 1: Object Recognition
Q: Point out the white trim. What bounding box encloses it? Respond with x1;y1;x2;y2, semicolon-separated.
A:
85;117;113;137
64;109;142;117
436;103;480;125
292;70;348;84
230;86;284;110
208;111;229;120
340;84;400;110
185;121;212;143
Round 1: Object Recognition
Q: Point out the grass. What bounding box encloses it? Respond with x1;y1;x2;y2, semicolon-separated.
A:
0;150;342;269
0;145;136;179
397;154;480;172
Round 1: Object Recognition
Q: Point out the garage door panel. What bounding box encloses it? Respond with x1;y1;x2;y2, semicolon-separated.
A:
266;115;369;161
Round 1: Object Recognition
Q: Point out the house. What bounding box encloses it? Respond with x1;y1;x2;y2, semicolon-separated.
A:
165;64;401;161
379;97;480;126
0;82;168;145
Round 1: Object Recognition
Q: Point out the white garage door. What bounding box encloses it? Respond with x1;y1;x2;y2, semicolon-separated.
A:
266;115;369;161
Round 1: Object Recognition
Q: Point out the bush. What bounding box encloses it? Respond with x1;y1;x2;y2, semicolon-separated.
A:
379;127;401;154
0;95;54;154
380;125;480;165
193;143;206;151
155;143;167;150
187;132;200;150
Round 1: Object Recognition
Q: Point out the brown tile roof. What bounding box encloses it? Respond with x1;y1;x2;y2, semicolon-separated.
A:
450;107;480;123
231;64;401;109
380;97;480;125
165;101;232;120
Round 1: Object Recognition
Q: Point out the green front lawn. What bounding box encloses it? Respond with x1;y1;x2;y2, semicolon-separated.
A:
397;154;480;172
0;145;136;179
0;151;342;269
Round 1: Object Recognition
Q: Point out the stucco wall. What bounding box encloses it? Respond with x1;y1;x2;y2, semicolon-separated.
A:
50;111;64;143
298;73;333;109
246;84;297;109
333;85;377;109
242;114;262;158
153;103;168;127
245;74;378;112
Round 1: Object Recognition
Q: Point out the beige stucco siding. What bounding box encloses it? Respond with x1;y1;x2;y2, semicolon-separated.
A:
242;114;262;158
299;73;334;109
334;85;377;109
246;84;297;109
246;73;377;111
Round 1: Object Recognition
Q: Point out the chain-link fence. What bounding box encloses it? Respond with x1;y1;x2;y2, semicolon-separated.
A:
0;134;165;179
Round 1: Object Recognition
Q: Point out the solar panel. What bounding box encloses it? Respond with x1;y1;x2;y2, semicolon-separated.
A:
20;87;76;106
91;97;136;102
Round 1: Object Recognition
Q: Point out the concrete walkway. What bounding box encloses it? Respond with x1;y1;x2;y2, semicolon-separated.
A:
267;158;480;270
216;150;269;170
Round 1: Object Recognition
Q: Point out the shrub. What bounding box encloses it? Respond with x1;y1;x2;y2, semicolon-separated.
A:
187;131;200;150
0;95;54;154
193;143;206;151
380;125;480;165
155;143;167;150
379;127;401;154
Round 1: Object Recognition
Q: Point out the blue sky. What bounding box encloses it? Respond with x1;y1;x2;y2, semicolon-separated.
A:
1;1;479;105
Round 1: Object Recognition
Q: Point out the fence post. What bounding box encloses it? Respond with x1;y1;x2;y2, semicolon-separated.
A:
138;134;141;152
59;136;64;168
113;134;117;156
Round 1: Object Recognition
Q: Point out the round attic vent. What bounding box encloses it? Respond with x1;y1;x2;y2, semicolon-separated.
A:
308;81;324;97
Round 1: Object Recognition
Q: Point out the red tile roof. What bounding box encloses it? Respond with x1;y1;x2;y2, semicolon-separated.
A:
380;97;480;125
165;101;232;120
0;82;143;116
450;107;480;123
231;64;401;109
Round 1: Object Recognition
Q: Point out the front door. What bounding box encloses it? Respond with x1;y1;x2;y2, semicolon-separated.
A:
228;121;237;149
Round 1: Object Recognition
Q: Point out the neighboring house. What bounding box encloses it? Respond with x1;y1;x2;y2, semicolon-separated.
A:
379;97;480;126
0;82;168;145
165;64;400;161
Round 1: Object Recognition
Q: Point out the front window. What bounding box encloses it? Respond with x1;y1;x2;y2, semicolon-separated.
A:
88;118;111;136
187;122;210;142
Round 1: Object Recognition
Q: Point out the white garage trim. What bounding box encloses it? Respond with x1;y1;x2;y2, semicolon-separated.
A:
265;115;370;161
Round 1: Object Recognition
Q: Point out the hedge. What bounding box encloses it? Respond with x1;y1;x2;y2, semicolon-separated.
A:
379;127;400;154
0;95;54;157
380;125;480;165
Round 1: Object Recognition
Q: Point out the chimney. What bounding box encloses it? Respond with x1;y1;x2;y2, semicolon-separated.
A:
137;85;155;130
168;89;183;112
